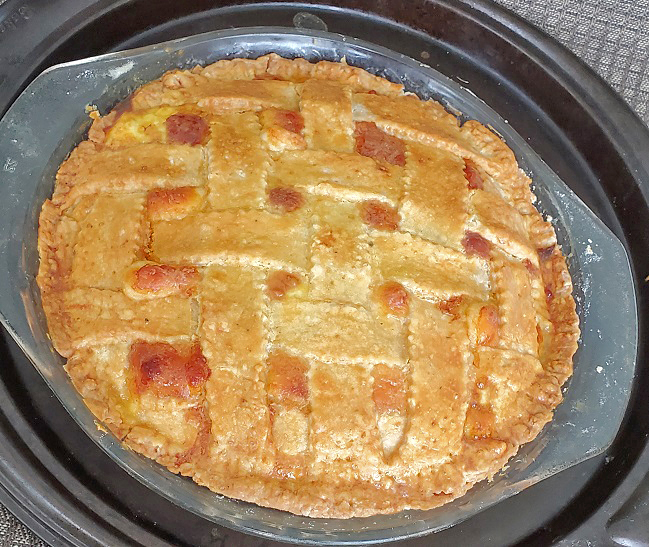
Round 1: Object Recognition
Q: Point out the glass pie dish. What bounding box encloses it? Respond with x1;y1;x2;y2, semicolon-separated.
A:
0;28;637;544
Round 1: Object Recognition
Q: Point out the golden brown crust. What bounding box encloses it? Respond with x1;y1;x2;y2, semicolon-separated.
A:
37;54;579;518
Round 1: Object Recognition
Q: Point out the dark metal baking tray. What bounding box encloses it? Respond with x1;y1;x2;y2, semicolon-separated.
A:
0;1;648;546
0;24;636;545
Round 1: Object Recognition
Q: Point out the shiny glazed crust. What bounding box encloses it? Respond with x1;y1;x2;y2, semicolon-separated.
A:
37;54;579;518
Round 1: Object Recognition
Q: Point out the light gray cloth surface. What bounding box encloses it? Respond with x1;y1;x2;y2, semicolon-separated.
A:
0;505;45;547
497;0;649;124
1;1;647;545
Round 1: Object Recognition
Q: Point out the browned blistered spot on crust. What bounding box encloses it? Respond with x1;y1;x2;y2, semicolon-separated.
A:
166;113;209;145
523;258;539;276
462;231;491;258
267;351;309;408
268;187;305;212
133;263;199;296
273;109;304;134
464;401;495;440
147;186;201;218
463;158;484;190
377;281;409;317
538;245;556;262
354;121;406;166
477;305;499;347
545;284;554;303
438;296;464;319
266;271;301;300
372;364;407;414
317;229;336;248
360;200;399;231
129;341;210;399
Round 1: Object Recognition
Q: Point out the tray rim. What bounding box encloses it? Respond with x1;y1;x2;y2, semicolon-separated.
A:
0;23;638;544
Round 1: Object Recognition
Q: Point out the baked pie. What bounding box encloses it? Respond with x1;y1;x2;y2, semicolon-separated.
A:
37;54;579;518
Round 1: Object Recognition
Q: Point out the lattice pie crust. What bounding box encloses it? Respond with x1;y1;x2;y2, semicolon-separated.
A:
37;54;579;518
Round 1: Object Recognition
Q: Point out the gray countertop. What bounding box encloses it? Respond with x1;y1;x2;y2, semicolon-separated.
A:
501;0;649;125
1;0;647;545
